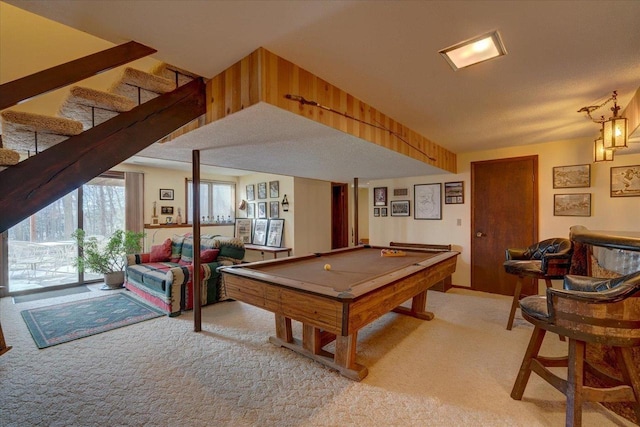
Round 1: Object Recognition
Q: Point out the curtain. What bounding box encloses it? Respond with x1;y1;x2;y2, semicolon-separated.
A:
125;172;144;233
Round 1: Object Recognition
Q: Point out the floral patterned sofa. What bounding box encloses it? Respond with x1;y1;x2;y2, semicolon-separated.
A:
125;234;245;316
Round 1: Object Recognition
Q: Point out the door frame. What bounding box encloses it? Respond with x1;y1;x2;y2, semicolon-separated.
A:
331;182;349;249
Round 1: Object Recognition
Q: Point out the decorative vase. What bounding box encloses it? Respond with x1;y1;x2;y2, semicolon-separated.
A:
102;271;125;290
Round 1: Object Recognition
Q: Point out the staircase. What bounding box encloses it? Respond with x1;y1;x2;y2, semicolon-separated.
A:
0;43;206;233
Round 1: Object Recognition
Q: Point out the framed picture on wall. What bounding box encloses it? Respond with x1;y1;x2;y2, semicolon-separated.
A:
257;182;267;199
373;208;380;217
246;184;255;201
373;187;387;206
269;201;279;218
257;202;267;218
246;203;255;218
252;219;268;245
381;207;388;217
553;164;590;188
159;189;174;200
444;181;464;204
554;193;591;216
391;200;410;216
611;165;640;197
269;181;279;198
414;183;442;220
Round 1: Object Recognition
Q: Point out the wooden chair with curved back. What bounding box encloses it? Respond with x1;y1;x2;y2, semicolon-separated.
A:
503;238;573;330
511;271;640;427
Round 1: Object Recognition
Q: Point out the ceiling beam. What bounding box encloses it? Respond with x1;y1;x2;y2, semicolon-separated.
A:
206;47;457;173
0;78;206;233
0;41;156;110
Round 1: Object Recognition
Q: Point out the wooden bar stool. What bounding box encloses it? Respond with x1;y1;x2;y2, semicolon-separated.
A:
511;272;640;427
503;238;573;330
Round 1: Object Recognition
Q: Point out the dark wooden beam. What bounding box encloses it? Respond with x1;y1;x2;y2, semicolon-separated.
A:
0;78;206;233
192;150;202;333
0;41;156;110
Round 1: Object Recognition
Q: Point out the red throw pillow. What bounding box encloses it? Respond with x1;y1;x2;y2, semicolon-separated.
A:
149;238;172;262
200;249;220;263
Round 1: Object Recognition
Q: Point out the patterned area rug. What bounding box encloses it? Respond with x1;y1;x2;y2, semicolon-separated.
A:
21;292;164;348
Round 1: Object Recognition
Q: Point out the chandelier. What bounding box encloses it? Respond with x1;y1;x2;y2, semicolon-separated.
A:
578;91;629;162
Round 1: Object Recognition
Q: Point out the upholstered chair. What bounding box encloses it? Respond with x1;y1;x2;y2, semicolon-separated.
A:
503;238;573;330
510;271;640;427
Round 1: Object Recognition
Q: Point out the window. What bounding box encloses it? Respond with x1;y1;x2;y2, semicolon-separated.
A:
186;180;235;223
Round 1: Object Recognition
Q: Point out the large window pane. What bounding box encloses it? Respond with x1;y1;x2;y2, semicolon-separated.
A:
187;180;235;223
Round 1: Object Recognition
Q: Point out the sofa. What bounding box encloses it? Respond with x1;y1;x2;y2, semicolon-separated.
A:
125;234;245;316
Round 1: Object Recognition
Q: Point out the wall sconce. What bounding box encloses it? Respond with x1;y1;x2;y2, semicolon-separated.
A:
282;195;289;212
602;91;628;150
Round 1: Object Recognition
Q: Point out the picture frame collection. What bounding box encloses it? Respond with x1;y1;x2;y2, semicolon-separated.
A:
372;182;464;221
245;180;280;220
235;218;285;247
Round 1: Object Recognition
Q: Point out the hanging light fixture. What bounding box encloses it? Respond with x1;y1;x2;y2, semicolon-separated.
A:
594;130;614;163
602;91;628;150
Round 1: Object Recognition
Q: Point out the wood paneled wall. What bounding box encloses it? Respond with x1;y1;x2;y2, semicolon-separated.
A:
206;47;457;173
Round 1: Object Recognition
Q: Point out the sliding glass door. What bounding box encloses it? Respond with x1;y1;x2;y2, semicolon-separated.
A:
5;172;125;294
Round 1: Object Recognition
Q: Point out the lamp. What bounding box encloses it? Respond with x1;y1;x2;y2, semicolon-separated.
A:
281;195;289;212
602;91;628;150
594;131;614;163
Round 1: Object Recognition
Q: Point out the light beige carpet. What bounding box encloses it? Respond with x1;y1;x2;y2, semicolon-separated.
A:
0;285;634;426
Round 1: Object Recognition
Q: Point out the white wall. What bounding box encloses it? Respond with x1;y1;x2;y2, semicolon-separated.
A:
369;136;640;288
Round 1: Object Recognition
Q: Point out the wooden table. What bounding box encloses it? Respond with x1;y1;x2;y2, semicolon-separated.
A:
244;244;292;259
221;245;458;380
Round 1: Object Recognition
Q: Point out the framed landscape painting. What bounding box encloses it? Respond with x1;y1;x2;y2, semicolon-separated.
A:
553;164;590;188
554;193;591;216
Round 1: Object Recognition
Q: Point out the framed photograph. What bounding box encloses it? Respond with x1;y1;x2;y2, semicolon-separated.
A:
252;219;269;245
269;181;279;198
159;189;174;200
257;182;267;199
235;218;253;244
393;188;408;196
553;164;590;189
554;193;591;216
391;200;410;216
246;203;255;218
373;208;380;217
444;181;464;204
160;206;174;215
373;187;387;206
414;183;442;220
246;184;255;201
269;201;279;218
257;202;267;218
381;207;388;217
266;219;285;247
611;165;640;197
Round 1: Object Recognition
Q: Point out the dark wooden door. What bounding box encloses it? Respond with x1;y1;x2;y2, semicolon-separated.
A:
471;156;538;295
331;183;348;249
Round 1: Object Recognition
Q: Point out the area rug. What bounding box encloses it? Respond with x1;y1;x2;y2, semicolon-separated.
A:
13;286;92;304
21;293;164;349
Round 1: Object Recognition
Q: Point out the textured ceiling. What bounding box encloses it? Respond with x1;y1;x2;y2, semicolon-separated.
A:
4;0;640;180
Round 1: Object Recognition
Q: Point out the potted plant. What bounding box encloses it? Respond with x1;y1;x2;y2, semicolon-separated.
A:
73;229;145;290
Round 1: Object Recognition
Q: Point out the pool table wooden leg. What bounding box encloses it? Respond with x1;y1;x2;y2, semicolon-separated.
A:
392;289;435;320
275;314;293;343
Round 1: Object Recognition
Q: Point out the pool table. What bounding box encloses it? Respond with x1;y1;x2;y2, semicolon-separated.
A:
221;245;459;380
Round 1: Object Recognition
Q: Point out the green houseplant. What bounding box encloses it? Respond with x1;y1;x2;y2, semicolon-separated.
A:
73;229;145;289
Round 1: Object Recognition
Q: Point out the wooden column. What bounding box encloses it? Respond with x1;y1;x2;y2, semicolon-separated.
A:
192;150;201;332
353;178;359;245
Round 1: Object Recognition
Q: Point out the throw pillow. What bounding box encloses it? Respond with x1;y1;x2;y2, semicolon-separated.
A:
200;249;220;263
170;235;185;263
150;238;172;262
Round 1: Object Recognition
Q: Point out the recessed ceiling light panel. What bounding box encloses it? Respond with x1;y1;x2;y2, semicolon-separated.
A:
439;30;507;71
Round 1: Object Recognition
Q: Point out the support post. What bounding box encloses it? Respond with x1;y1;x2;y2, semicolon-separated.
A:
192;150;201;332
354;178;359;245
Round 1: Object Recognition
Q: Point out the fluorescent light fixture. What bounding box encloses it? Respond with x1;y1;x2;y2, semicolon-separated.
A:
439;31;507;71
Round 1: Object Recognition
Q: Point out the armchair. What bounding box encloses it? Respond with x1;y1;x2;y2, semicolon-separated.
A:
511;272;640;427
503;238;573;330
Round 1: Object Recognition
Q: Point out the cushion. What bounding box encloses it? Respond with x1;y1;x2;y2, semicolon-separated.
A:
170;235;185;263
201;249;220;263
149;238;172;262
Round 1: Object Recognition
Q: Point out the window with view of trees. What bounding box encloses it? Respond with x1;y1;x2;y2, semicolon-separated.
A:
187;180;235;223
